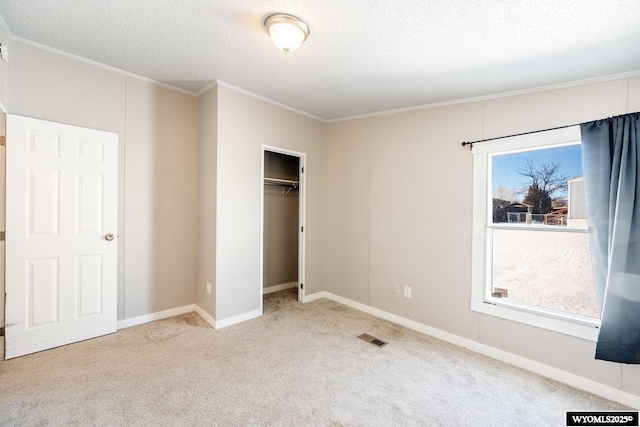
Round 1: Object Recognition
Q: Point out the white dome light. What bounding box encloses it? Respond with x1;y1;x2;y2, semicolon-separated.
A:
265;14;309;54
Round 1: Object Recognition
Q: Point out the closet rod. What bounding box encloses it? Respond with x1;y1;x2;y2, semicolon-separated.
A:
264;177;298;188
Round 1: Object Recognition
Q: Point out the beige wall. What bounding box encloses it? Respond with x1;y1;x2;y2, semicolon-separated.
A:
124;77;198;318
325;76;640;398
369;103;484;339
325;119;371;302
11;41;199;321
0;112;5;361
0;26;8;110
216;86;265;320
215;85;326;321
628;76;640;112
302;117;326;296
197;86;217;318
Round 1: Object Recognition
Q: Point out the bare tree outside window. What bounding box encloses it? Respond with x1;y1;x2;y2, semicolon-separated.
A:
517;158;568;214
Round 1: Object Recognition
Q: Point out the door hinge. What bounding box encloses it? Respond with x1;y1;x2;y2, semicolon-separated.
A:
301;167;304;173
0;327;4;337
301;226;304;232
300;283;304;290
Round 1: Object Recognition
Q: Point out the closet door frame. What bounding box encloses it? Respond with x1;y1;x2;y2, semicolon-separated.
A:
260;145;306;309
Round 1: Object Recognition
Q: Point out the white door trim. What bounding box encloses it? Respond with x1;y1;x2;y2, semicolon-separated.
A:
260;145;306;313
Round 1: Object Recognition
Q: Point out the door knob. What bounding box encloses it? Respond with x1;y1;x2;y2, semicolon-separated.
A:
105;233;115;241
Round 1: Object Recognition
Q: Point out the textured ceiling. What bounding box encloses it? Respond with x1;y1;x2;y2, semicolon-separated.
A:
1;1;639;120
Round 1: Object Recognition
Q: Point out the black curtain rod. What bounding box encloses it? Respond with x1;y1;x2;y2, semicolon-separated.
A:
461;124;576;150
461;112;639;150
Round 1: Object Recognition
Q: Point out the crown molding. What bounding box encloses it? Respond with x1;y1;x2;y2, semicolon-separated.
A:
328;69;640;123
10;35;200;97
215;80;326;122
196;80;219;96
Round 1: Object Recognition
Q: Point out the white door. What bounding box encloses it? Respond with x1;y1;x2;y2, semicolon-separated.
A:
297;157;306;303
5;115;118;359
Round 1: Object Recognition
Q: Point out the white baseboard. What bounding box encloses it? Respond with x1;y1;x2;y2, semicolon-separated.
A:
263;281;297;295
302;292;326;303
195;305;216;328
117;304;259;331
320;291;640;409
214;308;262;329
117;304;195;330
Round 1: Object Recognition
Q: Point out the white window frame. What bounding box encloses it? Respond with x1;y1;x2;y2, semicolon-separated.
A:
471;125;600;341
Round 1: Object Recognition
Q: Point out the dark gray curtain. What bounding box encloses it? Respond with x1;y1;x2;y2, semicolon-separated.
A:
580;112;640;363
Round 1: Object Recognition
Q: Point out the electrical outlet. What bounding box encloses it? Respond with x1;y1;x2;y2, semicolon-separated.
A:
392;283;399;295
404;285;412;298
206;282;212;295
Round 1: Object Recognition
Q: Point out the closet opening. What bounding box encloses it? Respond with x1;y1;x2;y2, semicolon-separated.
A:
260;146;306;307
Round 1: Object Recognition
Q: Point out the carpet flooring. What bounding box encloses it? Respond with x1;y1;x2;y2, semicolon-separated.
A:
0;289;628;426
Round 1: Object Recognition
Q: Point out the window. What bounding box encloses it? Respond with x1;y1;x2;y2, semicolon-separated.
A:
471;126;600;340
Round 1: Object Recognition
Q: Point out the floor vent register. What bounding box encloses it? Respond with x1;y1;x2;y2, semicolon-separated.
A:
358;333;388;348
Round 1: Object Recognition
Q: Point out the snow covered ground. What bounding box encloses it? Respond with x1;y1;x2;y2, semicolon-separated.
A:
491;228;599;319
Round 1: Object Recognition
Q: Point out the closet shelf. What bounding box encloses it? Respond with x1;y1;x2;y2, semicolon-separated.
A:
264;177;298;188
264;177;299;198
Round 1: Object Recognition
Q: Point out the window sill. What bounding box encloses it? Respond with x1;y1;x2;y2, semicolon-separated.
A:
471;300;599;341
489;223;588;233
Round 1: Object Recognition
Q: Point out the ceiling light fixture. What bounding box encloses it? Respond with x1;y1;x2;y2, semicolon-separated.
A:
264;13;309;54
